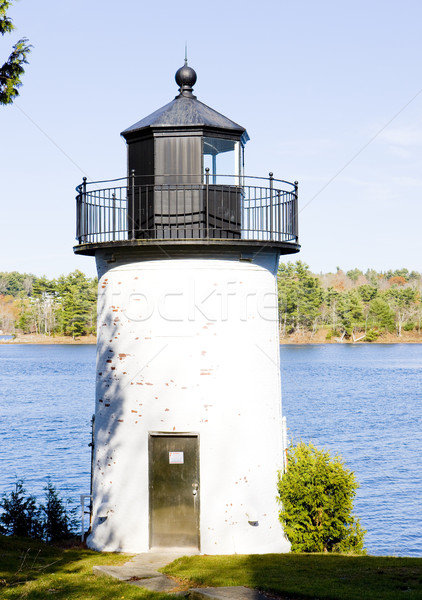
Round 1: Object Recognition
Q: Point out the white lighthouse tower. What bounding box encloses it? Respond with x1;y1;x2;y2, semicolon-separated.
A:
74;62;300;554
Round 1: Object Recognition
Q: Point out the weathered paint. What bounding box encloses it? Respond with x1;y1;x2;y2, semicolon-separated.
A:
87;251;290;554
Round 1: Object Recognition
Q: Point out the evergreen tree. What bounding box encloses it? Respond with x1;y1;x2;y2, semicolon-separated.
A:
0;480;42;538
0;271;34;296
41;481;75;542
365;268;379;287
278;261;323;334
336;290;365;338
0;1;31;105
368;297;395;332
278;442;366;554
346;268;363;282
322;287;341;334
357;284;378;303
56;270;97;337
32;275;58;298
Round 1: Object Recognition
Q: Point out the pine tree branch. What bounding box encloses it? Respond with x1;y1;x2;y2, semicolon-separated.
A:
0;37;31;105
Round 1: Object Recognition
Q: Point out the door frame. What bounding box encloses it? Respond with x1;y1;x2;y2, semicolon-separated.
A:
148;431;200;550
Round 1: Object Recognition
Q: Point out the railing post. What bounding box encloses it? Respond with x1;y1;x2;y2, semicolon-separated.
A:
76;186;82;244
112;193;116;241
277;189;281;242
82;177;87;243
269;172;274;239
131;169;135;240
294;180;299;241
205;167;210;238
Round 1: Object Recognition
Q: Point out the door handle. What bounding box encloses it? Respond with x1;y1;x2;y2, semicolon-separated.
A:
192;482;199;496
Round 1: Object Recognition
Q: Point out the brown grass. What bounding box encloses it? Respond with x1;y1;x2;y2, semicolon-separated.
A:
3;330;421;346
280;328;422;344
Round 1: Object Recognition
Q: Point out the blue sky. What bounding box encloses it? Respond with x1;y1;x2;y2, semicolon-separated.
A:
1;0;421;278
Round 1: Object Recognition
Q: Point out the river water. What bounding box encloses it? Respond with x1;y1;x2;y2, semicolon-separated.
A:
0;343;420;556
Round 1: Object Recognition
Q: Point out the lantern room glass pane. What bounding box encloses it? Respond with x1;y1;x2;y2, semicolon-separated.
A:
203;137;242;185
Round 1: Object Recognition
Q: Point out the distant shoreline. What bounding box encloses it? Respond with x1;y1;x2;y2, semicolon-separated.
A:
0;334;97;345
1;331;421;345
280;328;422;345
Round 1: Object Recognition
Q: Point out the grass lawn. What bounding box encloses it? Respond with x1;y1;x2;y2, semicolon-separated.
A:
1;535;421;599
0;535;174;599
163;553;422;600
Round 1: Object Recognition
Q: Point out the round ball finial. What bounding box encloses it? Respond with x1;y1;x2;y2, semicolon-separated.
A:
175;64;197;97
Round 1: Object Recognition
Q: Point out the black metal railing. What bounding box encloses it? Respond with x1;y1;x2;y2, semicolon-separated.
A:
75;173;298;246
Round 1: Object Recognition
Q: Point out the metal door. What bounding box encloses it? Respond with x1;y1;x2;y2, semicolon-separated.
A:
149;433;200;549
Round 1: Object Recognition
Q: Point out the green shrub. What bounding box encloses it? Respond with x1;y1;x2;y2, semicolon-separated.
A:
0;479;76;542
0;480;43;538
277;442;366;553
42;480;76;542
403;322;415;332
364;328;379;342
325;328;340;340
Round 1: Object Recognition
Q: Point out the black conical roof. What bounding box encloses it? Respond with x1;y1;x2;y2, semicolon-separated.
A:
121;64;249;142
122;96;246;135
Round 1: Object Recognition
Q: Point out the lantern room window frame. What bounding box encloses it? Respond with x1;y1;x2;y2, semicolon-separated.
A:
202;136;244;186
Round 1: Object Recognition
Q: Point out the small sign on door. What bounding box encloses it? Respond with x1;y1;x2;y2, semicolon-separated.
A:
169;451;184;464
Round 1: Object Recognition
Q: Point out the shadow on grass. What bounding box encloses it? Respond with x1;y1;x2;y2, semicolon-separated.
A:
0;535;175;600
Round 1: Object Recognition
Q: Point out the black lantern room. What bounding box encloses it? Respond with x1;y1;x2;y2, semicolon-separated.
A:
121;63;249;240
74;63;299;255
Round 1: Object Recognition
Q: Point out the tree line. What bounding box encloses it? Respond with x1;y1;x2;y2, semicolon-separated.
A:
0;270;97;338
1;263;421;340
278;262;422;341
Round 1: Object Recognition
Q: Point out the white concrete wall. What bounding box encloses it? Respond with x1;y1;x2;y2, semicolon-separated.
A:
87;252;290;554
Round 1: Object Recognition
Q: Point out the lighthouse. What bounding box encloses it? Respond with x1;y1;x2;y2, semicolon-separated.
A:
74;62;300;554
